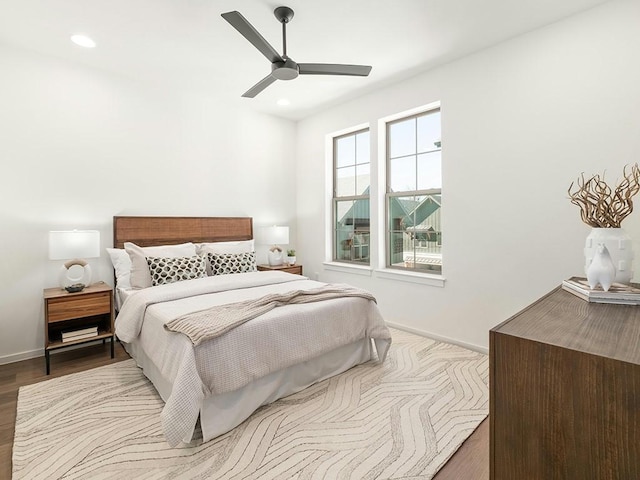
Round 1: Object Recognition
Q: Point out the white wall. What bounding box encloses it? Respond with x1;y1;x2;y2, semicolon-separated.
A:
0;45;297;363
295;0;640;351
2;0;638;363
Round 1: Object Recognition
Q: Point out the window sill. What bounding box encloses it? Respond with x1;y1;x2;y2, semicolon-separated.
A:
374;268;445;287
322;262;373;277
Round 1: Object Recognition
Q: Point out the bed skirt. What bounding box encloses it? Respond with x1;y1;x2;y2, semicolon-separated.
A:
122;338;375;443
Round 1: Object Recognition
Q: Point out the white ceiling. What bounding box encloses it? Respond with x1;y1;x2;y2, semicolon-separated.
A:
0;0;609;120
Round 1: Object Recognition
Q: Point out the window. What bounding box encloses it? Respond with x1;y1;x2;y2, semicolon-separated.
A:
386;108;442;273
333;129;370;264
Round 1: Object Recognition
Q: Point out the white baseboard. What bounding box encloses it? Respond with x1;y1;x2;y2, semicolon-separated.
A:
385;321;488;355
0;348;43;365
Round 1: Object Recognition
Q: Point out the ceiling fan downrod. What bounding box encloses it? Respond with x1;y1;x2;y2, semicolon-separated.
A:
274;6;294;57
271;6;297;80
282;20;287;56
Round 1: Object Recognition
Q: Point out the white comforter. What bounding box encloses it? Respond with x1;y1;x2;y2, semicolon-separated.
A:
115;271;391;446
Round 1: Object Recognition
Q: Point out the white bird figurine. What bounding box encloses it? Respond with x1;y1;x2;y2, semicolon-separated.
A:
586;243;617;291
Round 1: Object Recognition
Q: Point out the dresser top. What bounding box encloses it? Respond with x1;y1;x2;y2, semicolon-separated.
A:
492;287;640;365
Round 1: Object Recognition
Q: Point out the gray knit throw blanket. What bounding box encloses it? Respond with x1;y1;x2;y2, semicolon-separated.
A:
164;284;377;346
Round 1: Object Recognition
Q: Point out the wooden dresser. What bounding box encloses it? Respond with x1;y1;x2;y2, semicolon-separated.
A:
490;287;640;479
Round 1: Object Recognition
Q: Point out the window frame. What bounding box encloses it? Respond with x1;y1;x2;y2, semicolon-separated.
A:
384;105;442;274
332;127;371;265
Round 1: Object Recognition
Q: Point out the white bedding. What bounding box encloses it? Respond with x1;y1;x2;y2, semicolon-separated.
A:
115;286;133;311
115;271;391;446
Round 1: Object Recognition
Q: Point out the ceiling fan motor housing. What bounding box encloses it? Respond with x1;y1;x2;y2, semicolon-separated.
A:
272;58;299;80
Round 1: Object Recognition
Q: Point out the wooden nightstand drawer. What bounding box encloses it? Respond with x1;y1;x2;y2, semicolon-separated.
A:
280;265;302;275
47;292;111;323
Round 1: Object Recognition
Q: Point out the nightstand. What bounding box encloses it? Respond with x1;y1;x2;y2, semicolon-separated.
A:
257;264;303;275
43;283;115;375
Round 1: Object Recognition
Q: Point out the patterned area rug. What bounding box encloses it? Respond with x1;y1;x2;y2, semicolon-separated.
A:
13;329;488;479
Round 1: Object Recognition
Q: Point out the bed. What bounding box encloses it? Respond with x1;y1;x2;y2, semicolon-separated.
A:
111;216;392;447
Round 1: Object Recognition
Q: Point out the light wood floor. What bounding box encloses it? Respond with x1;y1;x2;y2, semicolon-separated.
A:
0;342;489;479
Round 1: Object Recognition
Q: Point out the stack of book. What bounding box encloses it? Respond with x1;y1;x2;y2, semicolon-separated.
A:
61;326;99;342
561;276;640;305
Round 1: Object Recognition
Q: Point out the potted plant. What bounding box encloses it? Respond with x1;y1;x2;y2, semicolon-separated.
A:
286;249;296;266
568;163;640;284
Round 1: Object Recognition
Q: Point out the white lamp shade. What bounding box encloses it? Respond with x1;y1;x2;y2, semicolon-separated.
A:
259;226;289;245
49;230;100;260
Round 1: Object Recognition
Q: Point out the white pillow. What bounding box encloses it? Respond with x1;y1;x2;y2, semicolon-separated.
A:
106;248;132;290
197;239;255;255
124;242;197;289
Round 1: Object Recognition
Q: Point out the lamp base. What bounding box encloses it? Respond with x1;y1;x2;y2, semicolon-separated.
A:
268;248;284;266
59;259;92;290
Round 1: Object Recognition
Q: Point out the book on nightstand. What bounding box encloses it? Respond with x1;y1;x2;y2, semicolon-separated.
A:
561;276;640;305
61;326;99;342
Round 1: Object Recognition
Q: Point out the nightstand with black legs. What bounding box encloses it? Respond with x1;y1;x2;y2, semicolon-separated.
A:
43;283;115;375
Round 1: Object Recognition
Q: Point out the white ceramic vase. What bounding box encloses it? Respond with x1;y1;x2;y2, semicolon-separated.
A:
584;228;634;284
287;256;296;266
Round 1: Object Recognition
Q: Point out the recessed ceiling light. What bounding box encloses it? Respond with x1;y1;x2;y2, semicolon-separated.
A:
277;98;290;106
70;34;96;48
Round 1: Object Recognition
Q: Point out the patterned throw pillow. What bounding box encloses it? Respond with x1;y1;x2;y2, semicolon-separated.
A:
146;255;207;286
208;251;257;276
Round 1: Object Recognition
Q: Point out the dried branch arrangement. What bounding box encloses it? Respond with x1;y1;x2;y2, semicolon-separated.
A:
568;163;640;228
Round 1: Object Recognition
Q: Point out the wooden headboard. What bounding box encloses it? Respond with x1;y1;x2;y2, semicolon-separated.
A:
113;216;253;248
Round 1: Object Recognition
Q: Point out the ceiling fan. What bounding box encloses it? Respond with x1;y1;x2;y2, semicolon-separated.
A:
221;6;372;98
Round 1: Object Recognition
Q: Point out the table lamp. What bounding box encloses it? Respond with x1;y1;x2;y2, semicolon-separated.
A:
260;226;289;266
49;230;100;292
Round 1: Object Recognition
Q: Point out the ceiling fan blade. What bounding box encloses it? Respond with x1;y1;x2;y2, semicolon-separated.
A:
221;11;283;63
298;63;372;76
242;74;277;98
